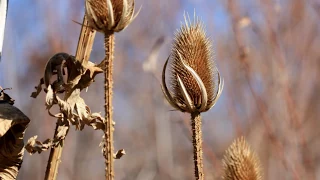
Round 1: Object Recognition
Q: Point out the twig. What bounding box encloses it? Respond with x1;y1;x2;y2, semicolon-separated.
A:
44;15;96;180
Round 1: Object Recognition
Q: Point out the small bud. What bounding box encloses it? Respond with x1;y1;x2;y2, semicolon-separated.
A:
161;14;223;113
222;137;262;180
85;0;139;34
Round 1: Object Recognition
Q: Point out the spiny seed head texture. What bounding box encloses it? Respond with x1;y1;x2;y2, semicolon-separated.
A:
85;0;136;34
222;137;262;180
162;14;224;114
171;18;214;111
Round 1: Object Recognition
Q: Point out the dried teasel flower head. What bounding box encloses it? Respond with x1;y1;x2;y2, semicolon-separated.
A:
161;14;224;113
222;137;262;180
85;0;139;34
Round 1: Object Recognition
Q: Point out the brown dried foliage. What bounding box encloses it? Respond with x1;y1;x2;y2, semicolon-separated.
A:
2;0;319;179
0;101;30;180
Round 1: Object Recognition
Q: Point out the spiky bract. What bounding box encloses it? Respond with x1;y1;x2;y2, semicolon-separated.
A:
85;0;138;34
162;15;223;113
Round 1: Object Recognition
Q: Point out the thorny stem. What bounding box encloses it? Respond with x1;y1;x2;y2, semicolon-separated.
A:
104;33;115;180
44;15;96;180
191;112;204;180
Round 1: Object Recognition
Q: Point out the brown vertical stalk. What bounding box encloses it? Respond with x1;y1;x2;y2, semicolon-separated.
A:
104;33;115;180
44;122;66;180
84;1;138;178
191;112;204;180
44;15;96;180
161;16;224;180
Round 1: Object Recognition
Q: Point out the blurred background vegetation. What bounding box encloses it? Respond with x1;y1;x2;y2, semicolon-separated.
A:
1;0;320;179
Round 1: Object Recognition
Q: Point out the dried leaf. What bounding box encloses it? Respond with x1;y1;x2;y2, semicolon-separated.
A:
28;52;106;162
55;125;69;140
0;103;30;179
45;85;55;109
114;149;126;159
31;78;44;98
0;87;15;105
25;136;53;154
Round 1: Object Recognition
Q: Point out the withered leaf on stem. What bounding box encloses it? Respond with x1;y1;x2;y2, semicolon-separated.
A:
27;51;106;155
31;52;103;99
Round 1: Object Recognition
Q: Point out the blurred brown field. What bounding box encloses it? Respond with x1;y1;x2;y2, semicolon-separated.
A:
1;0;320;179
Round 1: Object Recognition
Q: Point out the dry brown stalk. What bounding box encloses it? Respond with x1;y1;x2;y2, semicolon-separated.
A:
161;14;224;180
44;15;96;180
44;122;67;180
103;34;115;179
85;0;138;179
179;115;221;174
191;112;204;179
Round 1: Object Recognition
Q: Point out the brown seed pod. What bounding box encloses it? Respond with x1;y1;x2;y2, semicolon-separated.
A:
85;0;139;34
161;14;223;113
222;137;262;180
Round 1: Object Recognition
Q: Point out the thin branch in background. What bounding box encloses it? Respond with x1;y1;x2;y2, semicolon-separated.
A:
258;1;313;178
226;0;303;179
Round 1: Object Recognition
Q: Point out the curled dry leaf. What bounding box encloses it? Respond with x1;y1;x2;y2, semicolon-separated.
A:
25;136;53;154
114;149;126;159
0;87;15;105
54;88;105;131
0;103;30;180
27;52;106;155
31;52;103;98
30;52;105;130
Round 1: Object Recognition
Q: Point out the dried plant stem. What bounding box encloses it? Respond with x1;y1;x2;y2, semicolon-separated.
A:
104;33;115;180
44;15;96;180
44;123;68;180
191;112;204;180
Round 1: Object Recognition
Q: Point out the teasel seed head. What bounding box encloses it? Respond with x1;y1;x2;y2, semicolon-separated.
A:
222;137;262;180
85;0;139;34
161;14;224;113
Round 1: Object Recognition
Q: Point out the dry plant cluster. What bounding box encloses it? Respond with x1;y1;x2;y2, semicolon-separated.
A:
0;0;319;180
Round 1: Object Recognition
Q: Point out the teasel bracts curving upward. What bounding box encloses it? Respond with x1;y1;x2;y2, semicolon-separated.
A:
162;15;224;113
222;137;262;180
85;0;139;33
